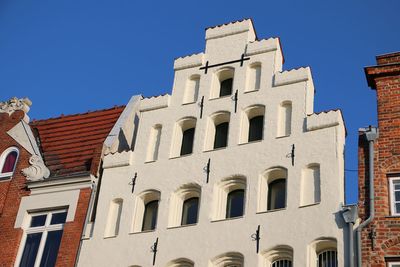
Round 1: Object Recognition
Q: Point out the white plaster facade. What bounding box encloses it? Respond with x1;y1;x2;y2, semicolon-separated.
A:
78;19;347;267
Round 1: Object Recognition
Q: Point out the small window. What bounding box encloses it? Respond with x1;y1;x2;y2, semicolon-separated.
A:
240;105;265;144
104;198;123;237
317;250;337;267
214;122;229;149
142;200;159;231
261;245;293;267
390;177;400;216
183;75;200;104
277;101;292;137
16;210;67;267
226;189;244;218
181;197;199;225
205;112;230;151
210;252;244;267
272;259;292;267
246;63;261;92
211;68;234;99
388;263;400;267
181;128;195;155
146;125;162;162
171;118;197;158
0;147;19;180
268;179;286;210
309;238;338;267
166;258;194;267
300;164;321;206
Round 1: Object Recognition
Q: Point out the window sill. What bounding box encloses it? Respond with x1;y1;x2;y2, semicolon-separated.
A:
203;146;227;153
299;202;320;208
276;134;291;139
182;101;196;106
243;89;259;94
167;223;198;230
211;216;243;223
238;139;263;146
209;95;232;101
256;207;286;214
144;160;157;164
129;229;156;235
385;215;400;218
0;173;13;181
169;153;193;160
103;235;117;239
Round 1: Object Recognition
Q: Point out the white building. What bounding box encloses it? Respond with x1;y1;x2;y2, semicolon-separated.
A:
77;19;347;267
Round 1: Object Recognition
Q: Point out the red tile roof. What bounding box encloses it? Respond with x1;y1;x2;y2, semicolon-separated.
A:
30;106;125;177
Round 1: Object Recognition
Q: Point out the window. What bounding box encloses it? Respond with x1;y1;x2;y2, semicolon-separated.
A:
183;75;200;104
168;183;201;227
308;238;337;267
146;124;162;162
181;197;199;225
166;258;194;267
171;118;197;157
277;101;292;137
390;177;400;216
258;167;287;212
132;190;160;233
300;164;321;206
246;63;261;92
240;105;265;144
16;210;67;267
104;198;123;237
211;68;235;99
210;252;244;267
261;245;293;267
205;112;230;151
388;263;400;267
142;200;159;231
226;189;244;218
0;147;19;180
268;179;286;210
212;176;246;220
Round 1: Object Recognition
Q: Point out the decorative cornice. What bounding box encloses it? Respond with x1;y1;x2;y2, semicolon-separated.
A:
0;97;32;122
22;155;50;181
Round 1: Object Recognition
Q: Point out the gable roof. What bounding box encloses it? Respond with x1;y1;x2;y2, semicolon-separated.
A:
30;106;125;177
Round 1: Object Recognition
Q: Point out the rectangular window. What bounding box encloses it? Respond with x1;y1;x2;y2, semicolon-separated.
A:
390;177;400;216
388;263;400;267
17;210;67;267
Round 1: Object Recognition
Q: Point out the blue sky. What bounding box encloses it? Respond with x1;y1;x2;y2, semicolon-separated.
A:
1;0;399;204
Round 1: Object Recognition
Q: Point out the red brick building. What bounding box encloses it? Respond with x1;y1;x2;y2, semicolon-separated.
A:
0;98;124;267
359;52;400;267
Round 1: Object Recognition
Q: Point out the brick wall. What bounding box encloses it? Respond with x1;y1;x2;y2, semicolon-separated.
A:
0;110;32;266
360;52;400;266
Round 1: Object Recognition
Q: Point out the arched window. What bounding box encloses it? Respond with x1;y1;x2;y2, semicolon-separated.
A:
210;252;244;267
205;112;230;151
246;62;261;92
258;167;287;212
211;68;235;99
132;190;161;233
212;176;246;220
0;147;19;179
308;238;338;267
300;164;321;206
168;183;201;227
166;258;194;267
240;105;265;144
142;200;159;231
183;75;200;104
226;189;244;218
104;198;123;237
181;197;199;225
146;124;162;162
277;101;292;137
261;245;293;267
171;118;197;157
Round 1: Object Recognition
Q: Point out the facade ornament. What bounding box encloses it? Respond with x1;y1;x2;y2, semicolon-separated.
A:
0;97;32;122
22;155;50;181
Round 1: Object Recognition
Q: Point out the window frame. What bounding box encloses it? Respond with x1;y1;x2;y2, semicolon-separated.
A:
0;147;19;180
389;177;400;216
388;262;400;267
15;209;68;267
142;200;159;231
181;197;200;226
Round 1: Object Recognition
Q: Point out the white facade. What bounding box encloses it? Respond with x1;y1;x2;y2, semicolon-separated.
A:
78;19;346;267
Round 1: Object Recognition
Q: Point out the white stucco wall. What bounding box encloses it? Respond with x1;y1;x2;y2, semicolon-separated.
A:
78;19;346;267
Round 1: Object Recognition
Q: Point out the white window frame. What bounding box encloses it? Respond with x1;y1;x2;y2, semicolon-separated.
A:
0;147;19;180
388;262;400;267
15;209;68;267
389;177;400;216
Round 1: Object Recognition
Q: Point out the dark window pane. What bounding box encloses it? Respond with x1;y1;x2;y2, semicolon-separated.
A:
180;128;195;156
142;200;159;231
19;233;42;267
219;78;233;97
2;151;18;173
396;203;400;213
39;230;63;267
30;215;47;227
214;122;229;149
181;197;199;225
268;179;286;210
248;115;264;142
395;191;400;201
226;189;244;218
50;212;67;225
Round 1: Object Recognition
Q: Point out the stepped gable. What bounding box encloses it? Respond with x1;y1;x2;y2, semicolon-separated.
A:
30;106;125;177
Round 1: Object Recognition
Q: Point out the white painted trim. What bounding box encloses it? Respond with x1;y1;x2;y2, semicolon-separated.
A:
389;177;400;216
